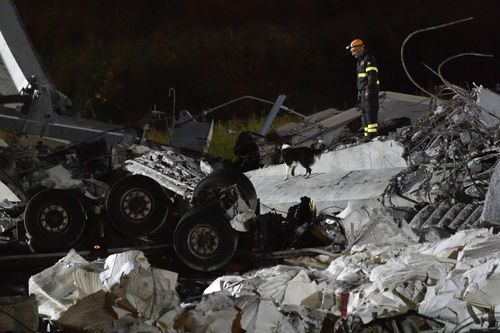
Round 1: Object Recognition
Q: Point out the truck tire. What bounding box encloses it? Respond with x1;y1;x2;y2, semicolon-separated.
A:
106;175;169;237
24;189;86;252
192;168;257;211
173;205;238;272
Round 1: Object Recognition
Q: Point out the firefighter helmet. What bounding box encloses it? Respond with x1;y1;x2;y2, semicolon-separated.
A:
346;38;364;50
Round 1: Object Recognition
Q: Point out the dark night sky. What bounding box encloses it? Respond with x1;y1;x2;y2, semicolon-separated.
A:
13;0;500;123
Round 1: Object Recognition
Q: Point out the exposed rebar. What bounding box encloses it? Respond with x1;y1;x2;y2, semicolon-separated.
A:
400;17;474;99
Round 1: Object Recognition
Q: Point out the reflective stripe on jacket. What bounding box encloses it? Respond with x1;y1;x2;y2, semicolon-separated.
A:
356;53;379;99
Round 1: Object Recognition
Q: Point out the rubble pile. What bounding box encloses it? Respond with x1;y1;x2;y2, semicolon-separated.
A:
2;88;500;332
191;229;500;332
123;147;213;199
388;86;500;236
184;87;500;332
27;250;178;333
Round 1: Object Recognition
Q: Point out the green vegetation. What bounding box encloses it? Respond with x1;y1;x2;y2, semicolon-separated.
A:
144;112;300;160
208;113;300;159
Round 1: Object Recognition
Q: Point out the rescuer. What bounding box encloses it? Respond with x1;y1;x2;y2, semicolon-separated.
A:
347;38;379;140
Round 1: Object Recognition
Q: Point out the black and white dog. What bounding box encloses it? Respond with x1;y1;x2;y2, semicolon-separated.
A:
281;140;326;180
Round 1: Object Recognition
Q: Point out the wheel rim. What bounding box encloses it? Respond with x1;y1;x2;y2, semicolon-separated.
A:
39;204;69;233
120;188;153;222
187;224;220;258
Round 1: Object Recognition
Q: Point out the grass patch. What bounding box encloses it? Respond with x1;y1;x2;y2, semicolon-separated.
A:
208;113;301;159
144;113;302;160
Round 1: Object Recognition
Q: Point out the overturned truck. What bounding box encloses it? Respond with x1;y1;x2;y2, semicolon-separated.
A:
0;0;262;272
0;140;262;272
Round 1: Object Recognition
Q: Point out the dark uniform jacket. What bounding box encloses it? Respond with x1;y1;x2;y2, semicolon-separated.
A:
356;53;379;100
356;52;379;137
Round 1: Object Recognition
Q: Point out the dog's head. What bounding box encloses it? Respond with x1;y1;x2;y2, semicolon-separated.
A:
310;140;326;152
281;143;292;151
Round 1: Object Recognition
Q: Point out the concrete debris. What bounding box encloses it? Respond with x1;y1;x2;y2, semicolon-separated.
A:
234;87;500;331
474;85;500;126
29;249;179;331
272;91;430;148
481;160;500;225
123;147;211;199
189;228;500;331
29;249;93;319
41;164;83;189
2;85;500;332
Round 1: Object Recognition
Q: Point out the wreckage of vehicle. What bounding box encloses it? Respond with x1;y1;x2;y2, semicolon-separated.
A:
7;84;500;332
0;137;272;271
0;0;265;273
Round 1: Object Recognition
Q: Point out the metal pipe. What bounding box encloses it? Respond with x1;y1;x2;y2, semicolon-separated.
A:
202;95;307;119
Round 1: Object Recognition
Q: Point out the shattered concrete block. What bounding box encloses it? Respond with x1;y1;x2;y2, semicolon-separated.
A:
369;252;454;291
280;304;328;333
256;266;301;304
28;249;92;319
457;232;500;266
101;251;179;321
203;275;247;296
185;307;240;333
234;295;260;331
245;299;297;333
195;291;235;313
481;162;500;225
29;249;179;322
41;164;83;189
422;228;490;259
156;306;186;333
0;181;20;202
475;86;500;126
112;315;163;333
282;270;321;309
418;276;471;325
56;290;115;332
463;258;500;309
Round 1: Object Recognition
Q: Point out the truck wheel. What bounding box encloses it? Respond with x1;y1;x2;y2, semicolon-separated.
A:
192;168;257;211
24;189;86;252
106;175;169;237
174;205;238;272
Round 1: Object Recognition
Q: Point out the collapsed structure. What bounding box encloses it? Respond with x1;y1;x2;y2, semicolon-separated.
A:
3;85;500;333
1;2;500;331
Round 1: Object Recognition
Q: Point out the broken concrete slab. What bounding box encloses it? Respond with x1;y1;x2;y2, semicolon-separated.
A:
377;91;432;125
282;270;321;309
41;164;83;189
123;148;210;199
275;91;430;148
56;290;116;332
474;86;500;126
246;140;407;213
0;180;20;202
28;249;92;319
481;161;500;225
29;249;179;323
247;167;404;214
244;299;297;333
327;140;406;173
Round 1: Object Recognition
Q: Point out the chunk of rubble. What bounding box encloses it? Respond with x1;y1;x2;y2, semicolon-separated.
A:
481;161;500;225
123;148;211;198
29;249;179;328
